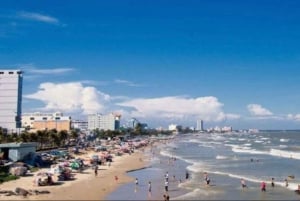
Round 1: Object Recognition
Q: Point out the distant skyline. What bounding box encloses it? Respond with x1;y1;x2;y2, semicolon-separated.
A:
1;0;300;129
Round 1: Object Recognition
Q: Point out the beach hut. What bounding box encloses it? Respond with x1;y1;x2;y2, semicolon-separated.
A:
0;142;37;162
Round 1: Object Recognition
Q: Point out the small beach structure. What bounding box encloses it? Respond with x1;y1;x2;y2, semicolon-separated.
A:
0;142;37;162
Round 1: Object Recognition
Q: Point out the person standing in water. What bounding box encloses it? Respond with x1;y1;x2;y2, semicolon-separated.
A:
204;172;210;185
285;178;289;187
241;178;247;189
261;181;266;192
271;178;275;187
186;171;189;180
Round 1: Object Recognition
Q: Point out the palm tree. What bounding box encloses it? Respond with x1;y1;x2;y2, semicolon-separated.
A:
36;130;45;150
70;129;79;139
50;131;60;147
28;132;38;143
20;132;29;142
58;130;68;147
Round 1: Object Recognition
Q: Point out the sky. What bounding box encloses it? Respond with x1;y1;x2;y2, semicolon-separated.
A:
1;0;300;130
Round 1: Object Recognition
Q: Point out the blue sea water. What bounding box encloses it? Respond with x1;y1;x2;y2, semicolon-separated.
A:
106;131;300;200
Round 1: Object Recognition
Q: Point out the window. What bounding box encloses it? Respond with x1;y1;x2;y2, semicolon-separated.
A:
30;117;35;120
43;117;47;120
9;72;14;74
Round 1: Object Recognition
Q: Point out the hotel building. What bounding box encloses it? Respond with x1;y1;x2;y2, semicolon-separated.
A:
0;70;23;133
88;113;121;131
22;112;71;132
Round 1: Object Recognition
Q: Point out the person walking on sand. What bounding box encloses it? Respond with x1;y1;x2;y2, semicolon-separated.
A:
164;193;170;201
165;172;169;182
134;178;139;192
115;175;119;182
94;165;98;176
165;180;169;192
148;181;152;198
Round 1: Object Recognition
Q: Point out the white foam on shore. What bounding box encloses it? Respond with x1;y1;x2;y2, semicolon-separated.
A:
216;155;229;160
160;149;196;166
280;138;290;142
226;143;300;161
226;144;267;155
187;139;201;143
205;170;299;192
186;161;209;173
173;187;221;200
270;148;300;160
160;149;176;158
198;143;215;148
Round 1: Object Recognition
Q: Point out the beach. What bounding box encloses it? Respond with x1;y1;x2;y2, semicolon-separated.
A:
0;148;149;200
106;132;300;200
3;131;300;201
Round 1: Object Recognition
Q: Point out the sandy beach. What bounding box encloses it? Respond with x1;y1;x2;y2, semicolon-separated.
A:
0;149;149;200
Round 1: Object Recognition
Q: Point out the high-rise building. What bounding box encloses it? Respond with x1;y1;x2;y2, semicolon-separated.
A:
196;120;204;131
88;113;121;131
0;70;23;133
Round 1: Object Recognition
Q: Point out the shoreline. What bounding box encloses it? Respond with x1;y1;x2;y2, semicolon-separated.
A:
0;149;150;200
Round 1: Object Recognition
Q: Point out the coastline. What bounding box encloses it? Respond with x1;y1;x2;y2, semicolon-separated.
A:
0;149;149;200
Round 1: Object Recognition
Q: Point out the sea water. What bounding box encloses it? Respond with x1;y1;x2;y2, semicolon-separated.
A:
106;131;300;200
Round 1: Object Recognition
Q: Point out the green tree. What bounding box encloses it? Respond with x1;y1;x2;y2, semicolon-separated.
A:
70;129;79;139
58;130;68;147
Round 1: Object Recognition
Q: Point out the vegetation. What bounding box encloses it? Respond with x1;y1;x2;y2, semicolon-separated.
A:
0;123;175;151
0;165;19;183
0;127;80;151
0;174;19;183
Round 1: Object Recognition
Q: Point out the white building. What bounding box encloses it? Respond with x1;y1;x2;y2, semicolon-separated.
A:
168;124;177;131
71;120;88;131
222;126;233;132
196;120;204;131
0;70;23;133
88;113;121;131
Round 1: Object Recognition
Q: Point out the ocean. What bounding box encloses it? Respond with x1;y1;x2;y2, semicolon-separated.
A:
106;131;300;200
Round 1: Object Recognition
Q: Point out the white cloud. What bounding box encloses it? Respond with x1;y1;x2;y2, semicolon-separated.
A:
27;68;74;74
24;82;110;114
114;79;141;87
247;104;273;116
17;11;59;24
287;114;300;121
117;96;239;122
